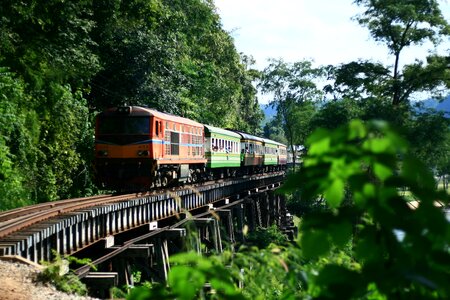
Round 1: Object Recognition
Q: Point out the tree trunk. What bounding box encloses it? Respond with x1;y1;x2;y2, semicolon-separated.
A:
392;51;401;106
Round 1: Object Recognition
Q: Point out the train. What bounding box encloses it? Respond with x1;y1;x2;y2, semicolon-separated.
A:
94;106;287;190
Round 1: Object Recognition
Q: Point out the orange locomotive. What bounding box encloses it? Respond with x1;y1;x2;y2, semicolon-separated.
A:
94;106;206;190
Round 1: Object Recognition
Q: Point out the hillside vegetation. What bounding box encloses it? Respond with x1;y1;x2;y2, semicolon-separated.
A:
0;0;263;209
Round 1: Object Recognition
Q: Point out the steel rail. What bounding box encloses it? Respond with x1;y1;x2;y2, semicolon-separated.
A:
0;195;111;222
0;193;143;238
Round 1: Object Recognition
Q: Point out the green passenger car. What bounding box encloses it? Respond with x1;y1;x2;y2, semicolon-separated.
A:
204;125;241;168
263;138;279;166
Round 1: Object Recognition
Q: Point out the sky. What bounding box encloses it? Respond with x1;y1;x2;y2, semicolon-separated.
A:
214;0;450;72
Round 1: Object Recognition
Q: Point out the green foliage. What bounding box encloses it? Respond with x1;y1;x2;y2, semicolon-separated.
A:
1;0;260;207
404;107;450;168
283;120;449;298
263;115;288;145
232;246;295;300
129;251;245;300
89;0;262;132
245;225;289;249
259;59;323;166
308;97;450;173
38;251;95;296
0;68;36;209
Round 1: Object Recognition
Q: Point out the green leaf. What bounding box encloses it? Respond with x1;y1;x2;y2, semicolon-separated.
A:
308;136;331;155
168;265;205;300
315;265;362;298
301;230;331;259
328;221;352;247
348;119;367;139
363;138;391;153
324;179;345;208
373;162;392;181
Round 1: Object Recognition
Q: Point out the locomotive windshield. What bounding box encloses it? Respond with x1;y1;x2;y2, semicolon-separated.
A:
98;116;150;135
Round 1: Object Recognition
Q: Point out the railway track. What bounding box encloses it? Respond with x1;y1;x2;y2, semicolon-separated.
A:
0;193;141;239
0;172;282;240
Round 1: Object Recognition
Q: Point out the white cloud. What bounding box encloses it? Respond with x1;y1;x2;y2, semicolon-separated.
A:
215;0;450;69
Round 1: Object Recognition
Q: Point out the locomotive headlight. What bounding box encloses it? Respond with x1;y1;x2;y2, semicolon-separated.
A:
97;150;108;156
116;106;131;114
137;150;149;156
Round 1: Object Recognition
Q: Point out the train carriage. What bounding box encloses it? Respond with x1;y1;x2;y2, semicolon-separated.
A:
263;138;279;171
231;130;264;173
204;125;241;178
277;143;288;167
95;106;206;189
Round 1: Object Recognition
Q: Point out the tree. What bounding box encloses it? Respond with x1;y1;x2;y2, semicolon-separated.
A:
0;68;35;209
88;0;263;132
328;60;391;102
282;120;449;298
353;0;450;105
259;59;323;168
263;116;288;145
404;106;450;168
0;0;101;202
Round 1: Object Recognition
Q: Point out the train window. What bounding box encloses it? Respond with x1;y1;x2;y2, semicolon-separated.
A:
155;121;159;136
98;116;150;135
165;133;171;155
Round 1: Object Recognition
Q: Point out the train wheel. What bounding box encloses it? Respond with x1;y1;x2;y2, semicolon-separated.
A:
191;171;198;183
161;176;169;187
187;169;195;183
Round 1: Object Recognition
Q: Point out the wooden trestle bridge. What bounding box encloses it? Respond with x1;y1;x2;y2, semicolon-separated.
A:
0;172;296;297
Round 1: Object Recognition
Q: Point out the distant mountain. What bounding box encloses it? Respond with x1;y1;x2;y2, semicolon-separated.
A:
436;96;450;113
420;95;450;117
260;103;276;118
260;103;277;126
260;95;450;122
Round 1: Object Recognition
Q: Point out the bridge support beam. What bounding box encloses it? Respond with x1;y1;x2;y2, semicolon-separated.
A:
82;272;118;299
232;204;245;243
216;209;235;251
191;218;222;255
